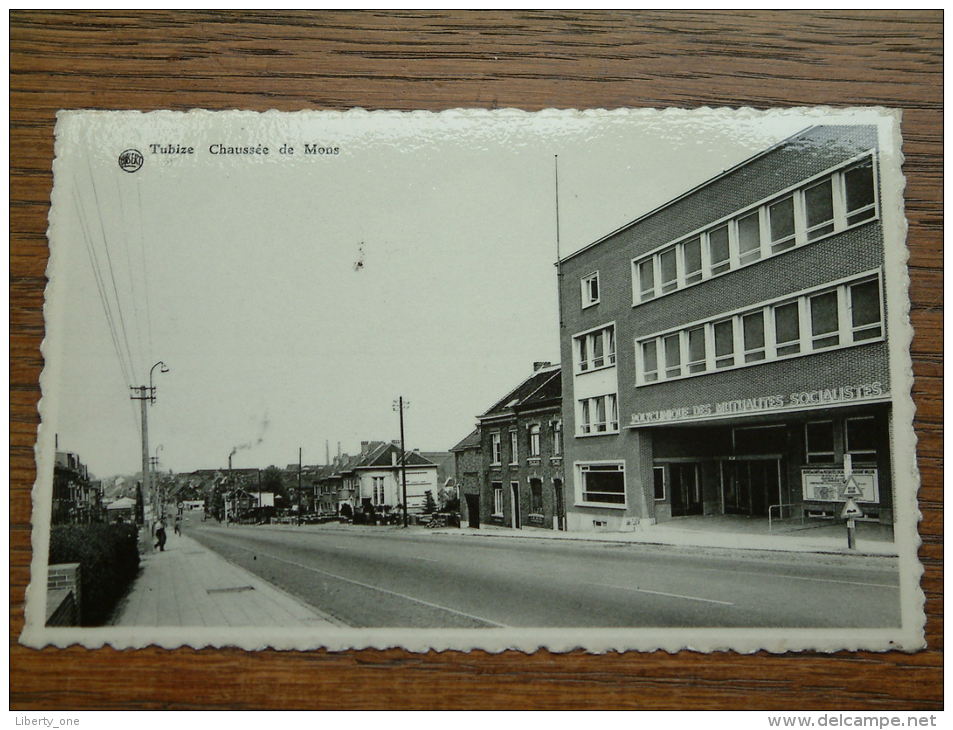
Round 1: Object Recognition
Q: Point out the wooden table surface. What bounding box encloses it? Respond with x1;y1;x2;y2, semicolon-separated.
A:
10;10;942;710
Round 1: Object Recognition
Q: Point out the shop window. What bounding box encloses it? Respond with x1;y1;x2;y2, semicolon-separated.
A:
714;319;735;368
581;272;600;308
641;340;659;382
844;158;876;225
579;463;626;505
492;482;504;516
804;178;835;240
708;224;731;275
845;416;878;462
509;430;518;464
683;237;703;284
774;301;801;357
659;247;678;294
742;310;766;362
530;479;543;514
638;259;656;301
850;279;882;341
529;424;541;457
687;326;706;373
810;290;840;349
490;433;502;465
653;466;666;501
737;210;762;265
663;333;682;378
769;196;796;253
805;420;835;463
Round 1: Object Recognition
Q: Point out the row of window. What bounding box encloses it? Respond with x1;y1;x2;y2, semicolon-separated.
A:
490;421;562;465
578;156;878;311
633;157;876;304
636;275;882;384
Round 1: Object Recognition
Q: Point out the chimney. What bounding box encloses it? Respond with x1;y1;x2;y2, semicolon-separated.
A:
533;361;552;371
325;440;330;466
360;440;370;455
337;441;341;458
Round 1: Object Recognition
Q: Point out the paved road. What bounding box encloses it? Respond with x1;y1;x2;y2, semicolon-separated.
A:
187;522;900;629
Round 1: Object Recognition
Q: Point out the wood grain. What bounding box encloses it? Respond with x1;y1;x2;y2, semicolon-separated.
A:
10;10;942;710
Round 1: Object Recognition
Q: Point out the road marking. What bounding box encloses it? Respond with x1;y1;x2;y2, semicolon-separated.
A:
410;556;439;563
587;582;734;606
212;538;508;628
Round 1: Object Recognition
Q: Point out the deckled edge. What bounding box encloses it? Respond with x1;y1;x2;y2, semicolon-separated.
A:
19;106;926;654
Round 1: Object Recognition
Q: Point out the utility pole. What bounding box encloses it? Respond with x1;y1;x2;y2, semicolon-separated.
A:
393;397;409;527
297;447;302;525
130;385;154;532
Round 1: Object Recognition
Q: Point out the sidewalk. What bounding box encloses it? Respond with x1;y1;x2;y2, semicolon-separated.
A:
254;516;899;557
111;529;339;627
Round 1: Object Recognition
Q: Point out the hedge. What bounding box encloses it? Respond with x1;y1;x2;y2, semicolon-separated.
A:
48;523;140;626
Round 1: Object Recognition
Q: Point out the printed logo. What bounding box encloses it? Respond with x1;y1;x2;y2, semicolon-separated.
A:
118;149;144;173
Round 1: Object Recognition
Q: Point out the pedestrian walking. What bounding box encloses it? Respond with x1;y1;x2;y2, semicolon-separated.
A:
155;518;167;552
174;515;182;536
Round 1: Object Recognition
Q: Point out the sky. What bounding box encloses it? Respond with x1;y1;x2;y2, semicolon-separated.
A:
47;108;818;478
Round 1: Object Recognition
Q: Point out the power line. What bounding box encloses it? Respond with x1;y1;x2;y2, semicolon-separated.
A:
135;179;155;362
85;158;139;381
114;174;147;375
72;185;139;429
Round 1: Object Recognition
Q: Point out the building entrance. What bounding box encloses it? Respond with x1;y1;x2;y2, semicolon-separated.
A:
723;459;782;517
670;463;703;517
465;493;480;528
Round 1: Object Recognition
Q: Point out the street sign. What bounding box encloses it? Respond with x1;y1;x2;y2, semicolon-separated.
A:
841;497;863;519
842;474;863;498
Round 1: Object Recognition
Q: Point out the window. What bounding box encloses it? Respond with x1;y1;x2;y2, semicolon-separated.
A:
552;421;562;456
575;325;616;372
845;416;878;462
633;274;883;384
683;237;702;284
708;224;730;275
774;302;801;357
529;424;541;457
769;196;796;252
804;178;835;240
805;421;835;463
810;290;839;349
714;319;735;368
638;259;656;301
578;394;619;435
742;310;766;362
509;430;518;464
579;463;626;505
641;340;659;382
492;482;504;515
659;247;678;293
630;156;879;305
663;333;681;378
490;433;502;465
372;476;386;505
844;158;876;225
581;272;600;307
737;210;762;265
687;326;706;373
850;279;882;341
653;466;666;501
530;479;543;514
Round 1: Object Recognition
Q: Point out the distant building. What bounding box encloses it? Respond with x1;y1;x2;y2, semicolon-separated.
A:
455;363;565;530
52;450;103;524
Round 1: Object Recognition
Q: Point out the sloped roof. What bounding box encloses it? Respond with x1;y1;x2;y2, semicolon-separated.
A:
480;365;562;419
449;429;481;452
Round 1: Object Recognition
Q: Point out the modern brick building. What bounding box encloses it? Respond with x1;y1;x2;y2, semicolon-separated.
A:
454;363;566;530
557;125;894;531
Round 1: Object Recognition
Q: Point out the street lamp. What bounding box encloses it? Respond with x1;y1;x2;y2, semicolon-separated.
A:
150;360;170;402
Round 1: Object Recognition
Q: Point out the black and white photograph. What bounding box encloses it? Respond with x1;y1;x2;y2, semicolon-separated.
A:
23;107;923;653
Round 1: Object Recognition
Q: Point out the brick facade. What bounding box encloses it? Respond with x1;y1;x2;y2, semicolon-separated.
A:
46;562;81;626
558;125;894;530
